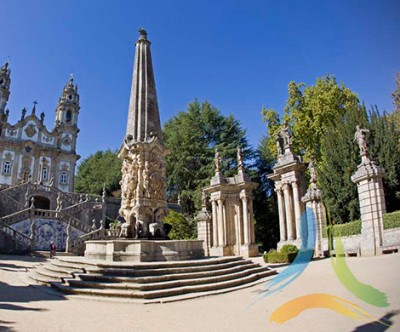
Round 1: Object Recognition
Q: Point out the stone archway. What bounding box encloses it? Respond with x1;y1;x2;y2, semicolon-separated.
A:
32;195;50;210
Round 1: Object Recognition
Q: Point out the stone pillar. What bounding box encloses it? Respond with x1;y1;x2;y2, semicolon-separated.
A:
351;162;386;256
241;196;250;244
291;180;302;240
282;183;295;240
30;217;35;251
65;221;72;253
217;198;225;246
195;208;212;256
211;199;218;247
276;187;287;242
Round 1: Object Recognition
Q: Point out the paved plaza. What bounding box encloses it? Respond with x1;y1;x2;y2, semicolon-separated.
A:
0;253;399;332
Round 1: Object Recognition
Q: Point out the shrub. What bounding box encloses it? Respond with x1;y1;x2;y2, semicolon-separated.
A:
383;210;400;229
263;248;298;264
163;211;197;240
280;244;299;254
322;220;361;238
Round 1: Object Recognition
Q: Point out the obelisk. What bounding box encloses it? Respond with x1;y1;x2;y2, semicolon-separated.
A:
118;29;169;238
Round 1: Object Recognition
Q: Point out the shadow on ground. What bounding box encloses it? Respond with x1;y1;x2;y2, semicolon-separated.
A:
352;310;400;332
0;320;17;332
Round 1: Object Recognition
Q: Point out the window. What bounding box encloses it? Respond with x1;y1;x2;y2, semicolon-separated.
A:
42;167;48;180
66;110;72;122
3;161;11;174
60;172;68;184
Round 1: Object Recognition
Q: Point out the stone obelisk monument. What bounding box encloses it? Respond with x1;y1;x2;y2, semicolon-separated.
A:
118;29;169;238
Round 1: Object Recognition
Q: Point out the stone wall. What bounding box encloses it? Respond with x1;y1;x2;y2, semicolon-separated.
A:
321;227;400;255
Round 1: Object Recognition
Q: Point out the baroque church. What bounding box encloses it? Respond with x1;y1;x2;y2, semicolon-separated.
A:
0;61;109;253
0;61;79;192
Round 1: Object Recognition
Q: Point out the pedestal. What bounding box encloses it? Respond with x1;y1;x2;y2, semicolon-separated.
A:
351;161;386;256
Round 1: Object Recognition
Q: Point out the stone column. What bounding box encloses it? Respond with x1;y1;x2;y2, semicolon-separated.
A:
211;199;218;247
241;195;250;244
276;187;287;241
30;217;35;251
291;180;302;240
65;221;72;253
351;162;386;256
282;183;295;240
195;208;212;256
217;198;225;246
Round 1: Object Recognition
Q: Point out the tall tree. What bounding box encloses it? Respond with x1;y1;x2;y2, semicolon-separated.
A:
74;150;122;196
162;99;252;216
251;136;280;250
369;106;400;212
262;76;360;163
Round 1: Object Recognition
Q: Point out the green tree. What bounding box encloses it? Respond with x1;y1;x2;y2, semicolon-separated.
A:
74;150;122;196
262;76;359;162
163;211;197;240
318;104;368;223
369;107;400;212
163;99;252;216
251;136;280;250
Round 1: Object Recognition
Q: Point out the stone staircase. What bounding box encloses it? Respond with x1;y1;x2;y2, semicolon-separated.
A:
28;256;276;303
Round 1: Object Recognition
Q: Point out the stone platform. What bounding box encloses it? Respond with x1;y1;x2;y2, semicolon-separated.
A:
84;239;205;262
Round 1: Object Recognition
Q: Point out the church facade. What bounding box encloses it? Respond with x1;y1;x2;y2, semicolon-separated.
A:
0;61;80;192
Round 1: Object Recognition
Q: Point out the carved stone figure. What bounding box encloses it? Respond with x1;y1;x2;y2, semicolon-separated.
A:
237;146;244;172
308;158;317;184
354;125;369;155
276;131;284;156
214;148;221;174
281;121;291;147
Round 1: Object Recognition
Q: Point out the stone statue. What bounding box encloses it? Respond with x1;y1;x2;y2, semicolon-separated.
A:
201;190;207;208
56;193;62;211
354;125;369;155
281;121;291;147
237;146;244;172
30;197;35;208
49;177;54;186
275;131;284;156
214;148;221;174
308;158;317;184
119;222;129;238
99;220;104;230
91;219;97;231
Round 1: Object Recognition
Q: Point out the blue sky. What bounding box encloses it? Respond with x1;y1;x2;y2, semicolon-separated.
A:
1;0;399;162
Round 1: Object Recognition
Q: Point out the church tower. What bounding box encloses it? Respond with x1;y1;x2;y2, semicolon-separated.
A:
55;75;80;128
118;29;169;238
0;61;11;114
55;75;80;153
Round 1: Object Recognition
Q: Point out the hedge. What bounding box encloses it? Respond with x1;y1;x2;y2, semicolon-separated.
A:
322;220;361;238
383;210;400;229
263;250;298;264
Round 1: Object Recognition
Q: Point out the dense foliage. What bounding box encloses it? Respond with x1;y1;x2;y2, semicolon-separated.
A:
74;150;122;196
383;211;400;230
163;211;197;240
162;99;252;216
262;75;400;224
322;220;362;238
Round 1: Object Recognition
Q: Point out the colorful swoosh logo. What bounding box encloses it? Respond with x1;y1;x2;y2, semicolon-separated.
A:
269;293;388;325
330;233;389;307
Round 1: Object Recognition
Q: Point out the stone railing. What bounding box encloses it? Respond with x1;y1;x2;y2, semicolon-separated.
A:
70;228;119;255
0;208;32;228
1;226;32;250
0;208;91;234
62;201;103;216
